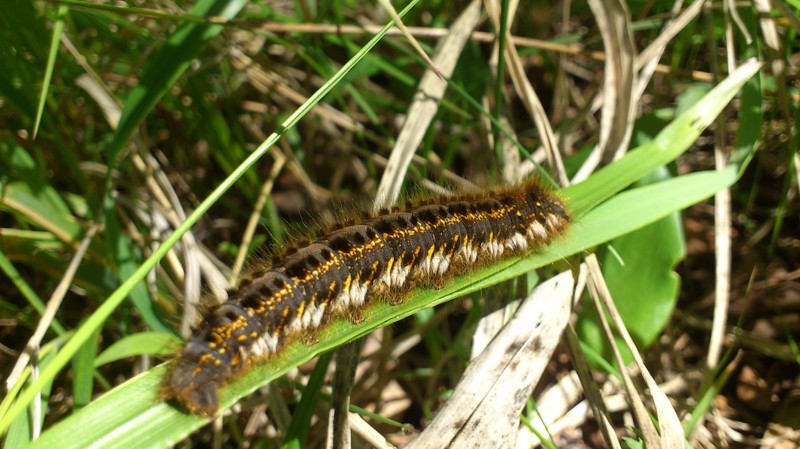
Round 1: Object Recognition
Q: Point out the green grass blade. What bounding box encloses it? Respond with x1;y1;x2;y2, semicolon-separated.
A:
280;352;333;449
103;0;247;170
24;166;738;449
71;328;99;409
94;332;182;368
25;365;188;449
1;182;82;246
577;167;687;365
0;248;65;335
563;58;761;217
492;0;511;162
59;0;229;23
32;5;67;139
3;337;68;449
100;0;248;333
0;1;421;438
0;0;49;119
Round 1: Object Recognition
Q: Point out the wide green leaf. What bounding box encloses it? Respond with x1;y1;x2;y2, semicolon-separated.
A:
577;167;687;365
25;166;738;449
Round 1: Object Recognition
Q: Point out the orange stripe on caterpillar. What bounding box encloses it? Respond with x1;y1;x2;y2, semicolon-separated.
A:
163;180;570;416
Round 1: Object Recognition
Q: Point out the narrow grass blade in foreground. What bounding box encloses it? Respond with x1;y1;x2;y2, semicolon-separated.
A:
564;59;761;215
0;2;421;437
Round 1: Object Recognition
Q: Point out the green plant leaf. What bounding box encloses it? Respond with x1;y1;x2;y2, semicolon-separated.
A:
563;59;761;215
576;167;687;365
0;243;66;335
72;328;100;409
24;166;739;449
102;0;248;171
0;0;50;119
101;0;249;336
32;5;67;139
94;332;182;368
0;182;81;247
5;348;59;449
280;352;333;449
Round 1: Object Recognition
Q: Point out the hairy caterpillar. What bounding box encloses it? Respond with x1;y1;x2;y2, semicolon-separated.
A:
163;180;570;416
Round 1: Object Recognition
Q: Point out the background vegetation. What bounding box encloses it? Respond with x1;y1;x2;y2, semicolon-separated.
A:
0;0;797;448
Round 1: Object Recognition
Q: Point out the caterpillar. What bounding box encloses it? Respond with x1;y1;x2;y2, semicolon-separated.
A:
163;180;570;416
